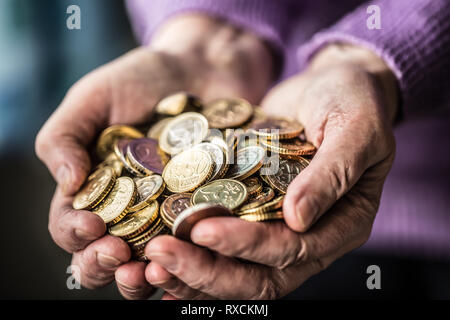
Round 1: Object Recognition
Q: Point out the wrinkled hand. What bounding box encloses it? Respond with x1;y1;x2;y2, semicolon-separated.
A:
144;44;398;299
35;14;273;299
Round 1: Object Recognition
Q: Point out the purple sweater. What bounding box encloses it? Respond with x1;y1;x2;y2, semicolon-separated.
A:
126;0;450;260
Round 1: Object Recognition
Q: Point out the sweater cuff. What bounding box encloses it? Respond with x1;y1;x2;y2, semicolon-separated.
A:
297;0;450;117
126;0;288;57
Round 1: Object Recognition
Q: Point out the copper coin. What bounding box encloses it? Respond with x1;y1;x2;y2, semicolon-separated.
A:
172;203;233;241
242;176;263;196
266;157;309;194
262;138;316;156
161;193;192;226
250;118;304;140
127;138;168;175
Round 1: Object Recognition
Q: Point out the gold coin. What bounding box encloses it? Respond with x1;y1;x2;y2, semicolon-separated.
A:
227;146;265;180
96;153;123;177
128;175;165;212
109;201;159;239
265;157;309;194
73;166;116;210
159;112;208;155
97;125;144;159
162;149;214;193
238;187;275;214
242;176;263;197
147;117;173;140
262;138;316;156
191;179;248;211
127;218;166;249
238;195;284;215
239;210;283;222
250;118;304;140
92;177;137;225
156;92;202;116
193;142;227;181
203;98;253;129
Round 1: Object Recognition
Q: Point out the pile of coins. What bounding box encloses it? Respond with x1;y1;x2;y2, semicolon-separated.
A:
72;92;316;261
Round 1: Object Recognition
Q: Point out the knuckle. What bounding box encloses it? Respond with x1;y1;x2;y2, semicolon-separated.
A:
295;237;311;263
34;129;49;161
327;159;352;197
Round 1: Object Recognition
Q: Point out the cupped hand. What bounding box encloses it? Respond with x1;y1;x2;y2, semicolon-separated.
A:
35;14;274;299
144;44;398;299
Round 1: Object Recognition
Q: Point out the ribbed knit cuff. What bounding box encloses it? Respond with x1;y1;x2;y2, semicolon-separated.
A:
126;0;289;57
297;0;450;117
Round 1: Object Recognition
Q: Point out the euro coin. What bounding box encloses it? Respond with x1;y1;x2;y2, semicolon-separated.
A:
128;175;165;212
127;138;168;175
191;179;248;211
109;200;159;239
172;203;233;241
162;149;214;193
242;176;263;197
262;138;316;156
203;98;253;129
159;112;208;155
156;92;202;116
73;166;116;210
239;210;283;222
114;139;143;176
238;187;275;214
97;125;144;160
227;146;265;180
128;219;166;250
147;117;173;140
265;157;309;194
160;193;192;228
250;118;304;140
193;142;227;180
238;195;284;215
92;177;137;225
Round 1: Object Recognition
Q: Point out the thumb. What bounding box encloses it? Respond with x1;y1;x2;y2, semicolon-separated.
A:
282;131;372;233
35;74;108;195
36;130;91;196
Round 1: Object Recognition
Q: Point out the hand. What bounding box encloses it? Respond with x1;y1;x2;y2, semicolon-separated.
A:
35;14;274;299
144;43;398;299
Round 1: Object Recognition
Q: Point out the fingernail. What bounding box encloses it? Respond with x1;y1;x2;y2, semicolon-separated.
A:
74;228;98;241
147;252;176;272
296;201;315;231
97;253;122;269
56;164;71;194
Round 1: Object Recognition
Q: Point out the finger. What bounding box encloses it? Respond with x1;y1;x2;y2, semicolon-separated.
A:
162;293;178;300
282;125;379;232
191;217;302;268
145;262;213;300
192;185;376;268
115;261;155;300
49;187;106;253
145;235;276;299
71;235;131;289
35;71;109;195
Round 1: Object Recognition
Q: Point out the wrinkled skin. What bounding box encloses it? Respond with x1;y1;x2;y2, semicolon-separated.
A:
35;14;397;299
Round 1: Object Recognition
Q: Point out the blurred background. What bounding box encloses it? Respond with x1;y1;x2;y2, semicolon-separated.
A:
0;0;449;299
0;0;134;299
